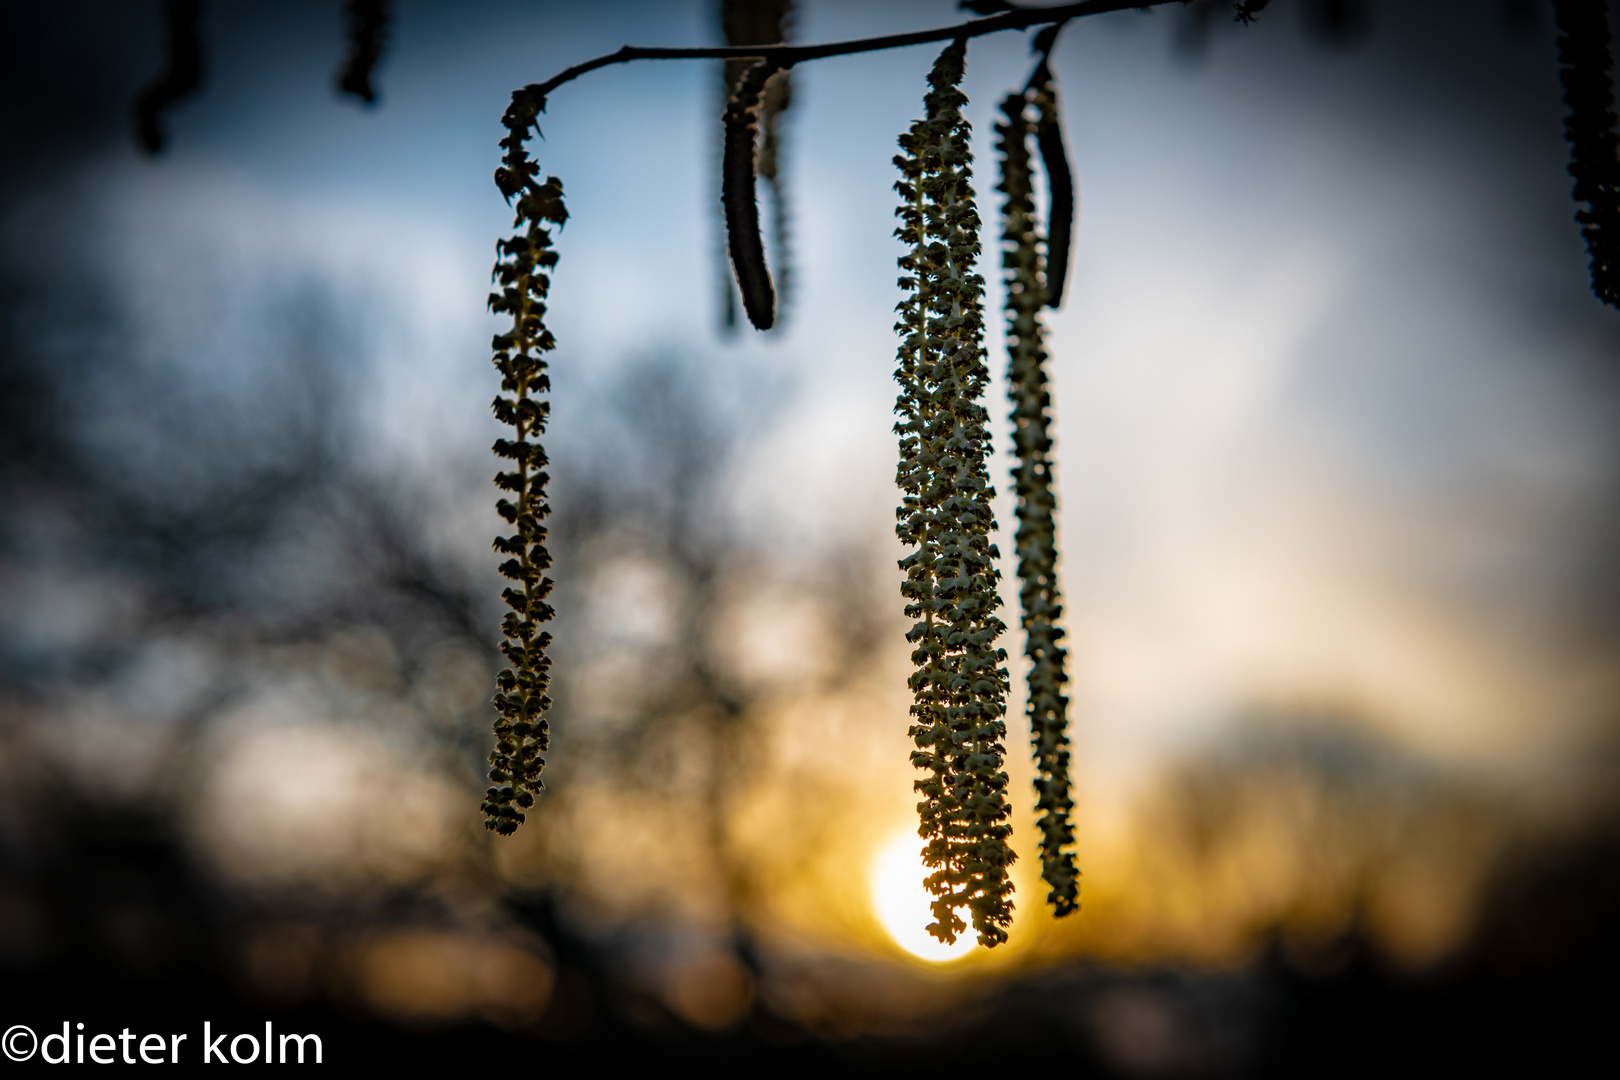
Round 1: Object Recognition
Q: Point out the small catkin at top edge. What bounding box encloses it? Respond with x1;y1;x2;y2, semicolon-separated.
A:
722;59;780;330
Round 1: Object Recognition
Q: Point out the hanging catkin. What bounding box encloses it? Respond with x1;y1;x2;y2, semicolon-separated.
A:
1032;75;1074;309
723;59;782;330
718;0;795;328
335;0;390;106
1553;0;1620;307
484;86;566;835
132;0;203;154
894;38;1016;948
997;82;1080;918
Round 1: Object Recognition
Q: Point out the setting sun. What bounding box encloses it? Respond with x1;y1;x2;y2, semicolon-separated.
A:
869;831;977;963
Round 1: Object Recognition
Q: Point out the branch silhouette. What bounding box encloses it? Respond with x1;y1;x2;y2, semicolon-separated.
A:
523;0;1180;105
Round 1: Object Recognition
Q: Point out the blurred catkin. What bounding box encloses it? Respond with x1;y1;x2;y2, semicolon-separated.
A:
719;0;794;329
1553;0;1620;307
335;0;390;106
893;39;1016;948
484;86;566;835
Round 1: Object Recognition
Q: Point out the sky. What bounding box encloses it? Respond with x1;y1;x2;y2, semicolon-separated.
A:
112;0;1618;778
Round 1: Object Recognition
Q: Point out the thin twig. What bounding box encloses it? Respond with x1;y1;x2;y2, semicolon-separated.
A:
523;0;1179;105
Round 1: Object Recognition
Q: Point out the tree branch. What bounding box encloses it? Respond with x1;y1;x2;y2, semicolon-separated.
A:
524;0;1181;105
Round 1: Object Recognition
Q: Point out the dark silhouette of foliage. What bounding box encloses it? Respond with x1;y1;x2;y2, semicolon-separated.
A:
131;0;392;151
132;0;203;154
1554;0;1620;308
335;0;390;106
1234;1;1273;28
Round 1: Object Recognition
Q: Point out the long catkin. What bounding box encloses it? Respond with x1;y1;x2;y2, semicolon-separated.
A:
894;39;1016;948
484;86;566;835
997;86;1080;918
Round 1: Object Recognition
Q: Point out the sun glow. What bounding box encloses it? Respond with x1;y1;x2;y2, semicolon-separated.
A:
870;830;977;962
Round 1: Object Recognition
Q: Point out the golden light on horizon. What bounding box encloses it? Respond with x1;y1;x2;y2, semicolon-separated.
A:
869;830;977;963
